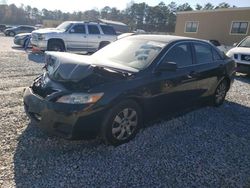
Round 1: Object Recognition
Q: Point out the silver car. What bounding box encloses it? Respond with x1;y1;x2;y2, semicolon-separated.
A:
14;33;31;47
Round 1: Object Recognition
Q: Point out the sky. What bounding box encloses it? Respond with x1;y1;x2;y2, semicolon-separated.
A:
2;0;250;12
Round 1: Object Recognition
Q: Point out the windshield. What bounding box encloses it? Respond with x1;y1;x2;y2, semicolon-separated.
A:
56;22;73;31
238;37;250;48
92;37;166;70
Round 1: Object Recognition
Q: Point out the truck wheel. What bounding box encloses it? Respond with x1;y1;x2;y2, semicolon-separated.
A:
98;41;110;50
48;41;65;52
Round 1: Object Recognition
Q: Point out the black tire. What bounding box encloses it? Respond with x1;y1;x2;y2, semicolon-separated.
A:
101;100;142;146
9;31;15;37
213;79;228;107
98;41;110;50
48;41;65;51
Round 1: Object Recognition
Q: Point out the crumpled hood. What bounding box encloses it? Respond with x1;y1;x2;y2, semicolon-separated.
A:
45;52;138;82
33;28;63;34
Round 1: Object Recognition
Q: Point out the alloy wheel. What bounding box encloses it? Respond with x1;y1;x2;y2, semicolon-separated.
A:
111;108;138;141
215;81;227;104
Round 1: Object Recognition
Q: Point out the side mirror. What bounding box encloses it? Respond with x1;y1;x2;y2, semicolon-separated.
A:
155;61;177;72
69;29;75;33
233;43;238;47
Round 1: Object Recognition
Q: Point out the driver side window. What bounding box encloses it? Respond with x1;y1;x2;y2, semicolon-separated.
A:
70;24;86;34
165;43;193;67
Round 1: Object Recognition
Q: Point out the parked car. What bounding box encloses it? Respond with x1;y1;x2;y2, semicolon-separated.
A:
14;33;31;47
226;36;250;75
31;21;117;53
23;35;236;145
4;25;36;36
0;24;6;32
209;39;231;53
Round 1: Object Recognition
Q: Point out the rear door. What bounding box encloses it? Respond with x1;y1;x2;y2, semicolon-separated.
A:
65;24;88;51
86;24;102;51
191;42;224;98
99;25;117;42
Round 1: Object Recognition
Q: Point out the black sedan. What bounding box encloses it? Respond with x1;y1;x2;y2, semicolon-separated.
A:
4;25;35;36
23;35;236;145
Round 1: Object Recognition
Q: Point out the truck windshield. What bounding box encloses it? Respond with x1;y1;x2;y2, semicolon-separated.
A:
238;37;250;48
56;22;73;31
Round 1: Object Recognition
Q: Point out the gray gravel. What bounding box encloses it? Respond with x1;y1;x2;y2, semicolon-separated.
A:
0;36;250;188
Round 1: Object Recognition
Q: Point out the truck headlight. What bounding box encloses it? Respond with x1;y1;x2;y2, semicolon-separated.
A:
37;34;45;40
56;93;104;104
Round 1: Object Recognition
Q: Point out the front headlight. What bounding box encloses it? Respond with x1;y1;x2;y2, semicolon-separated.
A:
37;34;45;40
56;93;104;104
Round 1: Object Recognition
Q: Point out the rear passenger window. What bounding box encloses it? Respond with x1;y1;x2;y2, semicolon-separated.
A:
194;43;213;64
100;25;116;35
165;43;193;67
88;25;100;34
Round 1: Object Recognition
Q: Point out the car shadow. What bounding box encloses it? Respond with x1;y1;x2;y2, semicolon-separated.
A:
28;52;45;64
11;46;25;51
14;100;250;187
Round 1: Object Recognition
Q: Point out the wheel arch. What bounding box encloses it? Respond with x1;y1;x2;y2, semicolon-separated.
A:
47;38;66;50
218;76;231;92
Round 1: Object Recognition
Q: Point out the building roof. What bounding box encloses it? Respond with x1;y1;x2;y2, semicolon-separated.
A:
177;7;250;14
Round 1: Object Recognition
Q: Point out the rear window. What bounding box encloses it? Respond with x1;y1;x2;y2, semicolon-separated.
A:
194;43;213;64
100;25;116;35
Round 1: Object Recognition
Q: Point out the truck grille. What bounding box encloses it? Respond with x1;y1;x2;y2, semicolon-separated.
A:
241;54;250;62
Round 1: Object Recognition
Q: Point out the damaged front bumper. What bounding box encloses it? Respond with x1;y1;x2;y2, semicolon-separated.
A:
23;87;105;139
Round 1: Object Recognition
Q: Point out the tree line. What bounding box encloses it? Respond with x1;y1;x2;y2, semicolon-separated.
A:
0;2;235;32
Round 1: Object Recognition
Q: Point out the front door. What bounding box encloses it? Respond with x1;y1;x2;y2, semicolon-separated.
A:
65;24;88;51
144;42;200;118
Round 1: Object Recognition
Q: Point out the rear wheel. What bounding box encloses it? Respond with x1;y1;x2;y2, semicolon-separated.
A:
213;80;228;106
98;41;110;50
48;41;65;51
101;100;142;146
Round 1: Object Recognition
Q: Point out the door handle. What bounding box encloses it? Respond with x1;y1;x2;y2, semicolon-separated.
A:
98;36;101;39
187;71;199;78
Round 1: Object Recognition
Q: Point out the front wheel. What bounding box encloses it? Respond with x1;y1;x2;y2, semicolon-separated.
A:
101;100;142;146
9;31;15;37
213;80;228;106
48;41;65;51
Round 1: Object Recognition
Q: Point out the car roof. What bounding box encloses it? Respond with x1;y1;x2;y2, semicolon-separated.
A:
127;34;206;44
18;25;35;28
62;21;109;26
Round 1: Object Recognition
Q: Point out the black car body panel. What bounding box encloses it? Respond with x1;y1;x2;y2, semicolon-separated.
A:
23;35;236;139
4;25;35;36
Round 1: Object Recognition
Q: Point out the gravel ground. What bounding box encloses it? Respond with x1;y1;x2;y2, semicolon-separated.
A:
0;36;250;187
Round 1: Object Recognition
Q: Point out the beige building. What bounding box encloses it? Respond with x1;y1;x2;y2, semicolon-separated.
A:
175;7;250;46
